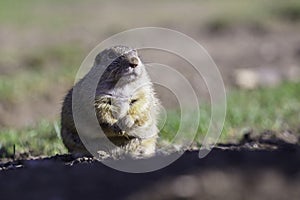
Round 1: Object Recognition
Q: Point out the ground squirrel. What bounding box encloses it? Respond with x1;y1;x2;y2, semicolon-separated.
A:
61;45;160;157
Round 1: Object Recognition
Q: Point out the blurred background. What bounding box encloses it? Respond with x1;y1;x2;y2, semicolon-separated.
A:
0;0;300;156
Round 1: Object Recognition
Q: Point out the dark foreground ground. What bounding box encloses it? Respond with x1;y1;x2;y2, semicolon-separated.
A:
0;132;300;200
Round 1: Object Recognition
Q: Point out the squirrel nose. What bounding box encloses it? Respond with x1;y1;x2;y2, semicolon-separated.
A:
129;57;139;68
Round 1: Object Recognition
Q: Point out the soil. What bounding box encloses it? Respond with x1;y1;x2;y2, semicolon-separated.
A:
1;131;300;200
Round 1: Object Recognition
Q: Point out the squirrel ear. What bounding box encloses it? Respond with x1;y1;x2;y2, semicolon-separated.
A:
94;49;114;66
94;51;104;65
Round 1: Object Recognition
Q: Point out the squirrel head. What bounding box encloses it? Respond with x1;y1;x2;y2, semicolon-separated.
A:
94;45;145;84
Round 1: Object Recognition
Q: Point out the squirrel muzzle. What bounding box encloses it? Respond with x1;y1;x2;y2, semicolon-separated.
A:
129;56;139;68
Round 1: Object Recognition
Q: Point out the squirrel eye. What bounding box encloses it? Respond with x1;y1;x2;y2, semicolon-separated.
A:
130;99;138;105
101;98;111;105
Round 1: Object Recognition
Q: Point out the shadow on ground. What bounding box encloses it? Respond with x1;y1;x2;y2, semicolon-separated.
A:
1;132;300;200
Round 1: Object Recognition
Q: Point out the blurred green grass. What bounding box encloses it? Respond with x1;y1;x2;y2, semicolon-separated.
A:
0;120;67;157
1;82;299;157
161;82;300;143
1;0;300;29
0;0;83;28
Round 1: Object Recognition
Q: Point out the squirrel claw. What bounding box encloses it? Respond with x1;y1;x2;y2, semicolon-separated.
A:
120;131;130;139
